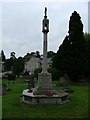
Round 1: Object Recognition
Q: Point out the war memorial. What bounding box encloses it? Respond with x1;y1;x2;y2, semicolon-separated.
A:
22;7;69;104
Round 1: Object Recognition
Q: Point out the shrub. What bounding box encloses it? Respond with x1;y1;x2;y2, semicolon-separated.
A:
33;68;42;79
48;68;60;81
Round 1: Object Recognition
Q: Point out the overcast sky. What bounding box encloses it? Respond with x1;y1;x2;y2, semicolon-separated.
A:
0;0;89;58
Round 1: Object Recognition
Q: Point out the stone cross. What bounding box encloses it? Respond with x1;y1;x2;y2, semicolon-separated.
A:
42;7;49;73
37;7;52;90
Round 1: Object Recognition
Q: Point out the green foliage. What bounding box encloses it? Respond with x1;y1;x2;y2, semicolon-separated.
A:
4;59;13;71
24;53;31;62
10;52;16;59
4;56;24;77
53;11;88;82
35;51;40;58
48;68;60;80
13;57;24;77
47;51;56;58
69;11;84;41
33;68;42;79
84;33;90;76
1;50;6;62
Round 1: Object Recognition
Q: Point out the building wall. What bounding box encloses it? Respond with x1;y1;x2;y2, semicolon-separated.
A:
24;57;40;73
24;57;52;73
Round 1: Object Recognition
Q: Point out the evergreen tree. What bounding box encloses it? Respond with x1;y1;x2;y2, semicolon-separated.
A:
47;51;56;58
68;11;86;80
36;51;40;58
68;11;85;54
13;57;24;77
53;11;86;81
84;33;90;76
1;50;6;62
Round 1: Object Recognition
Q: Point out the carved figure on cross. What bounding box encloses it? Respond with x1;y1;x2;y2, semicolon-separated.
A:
45;7;47;17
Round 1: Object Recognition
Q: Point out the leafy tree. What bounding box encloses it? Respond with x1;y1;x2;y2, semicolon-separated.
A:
34;68;42;79
13;57;24;77
31;52;35;55
4;52;16;72
4;55;24;77
84;33;90;76
36;51;40;58
10;52;16;59
24;53;31;62
47;51;56;58
4;59;12;71
48;68;60;81
1;50;6;62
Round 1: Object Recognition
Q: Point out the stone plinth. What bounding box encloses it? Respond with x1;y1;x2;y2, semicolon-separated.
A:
38;72;52;89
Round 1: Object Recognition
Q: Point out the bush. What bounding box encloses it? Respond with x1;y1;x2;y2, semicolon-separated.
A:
48;68;60;81
33;68;42;79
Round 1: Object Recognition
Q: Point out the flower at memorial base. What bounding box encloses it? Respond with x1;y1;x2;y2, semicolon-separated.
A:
45;91;53;96
28;88;33;93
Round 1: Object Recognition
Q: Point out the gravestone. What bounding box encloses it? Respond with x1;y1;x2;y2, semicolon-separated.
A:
0;84;7;95
60;77;66;86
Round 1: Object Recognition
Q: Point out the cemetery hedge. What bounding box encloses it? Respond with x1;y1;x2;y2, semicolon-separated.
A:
1;79;88;119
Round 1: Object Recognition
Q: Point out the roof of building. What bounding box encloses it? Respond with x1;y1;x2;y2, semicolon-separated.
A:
25;56;52;64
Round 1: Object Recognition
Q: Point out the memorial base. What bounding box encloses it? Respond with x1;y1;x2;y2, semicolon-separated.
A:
22;89;69;104
22;72;69;104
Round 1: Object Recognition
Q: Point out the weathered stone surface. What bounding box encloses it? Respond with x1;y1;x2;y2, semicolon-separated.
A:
0;84;7;95
22;89;69;104
38;72;52;89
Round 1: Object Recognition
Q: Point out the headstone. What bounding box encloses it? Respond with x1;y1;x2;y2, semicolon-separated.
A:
0;84;7;95
60;77;66;86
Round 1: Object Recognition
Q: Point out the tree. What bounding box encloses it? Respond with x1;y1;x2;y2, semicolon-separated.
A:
35;51;40;58
34;68;42;79
47;51;56;58
68;11;85;53
13;57;24;77
24;53;31;62
1;50;6;62
53;11;86;81
53;36;70;74
4;52;16;72
4;59;12;71
67;11;86;80
84;33;90;76
10;52;16;59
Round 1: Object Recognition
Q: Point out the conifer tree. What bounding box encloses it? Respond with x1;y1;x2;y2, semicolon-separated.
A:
53;11;86;81
1;50;6;62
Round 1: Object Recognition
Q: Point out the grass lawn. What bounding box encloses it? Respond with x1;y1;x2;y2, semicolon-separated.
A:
1;79;88;119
